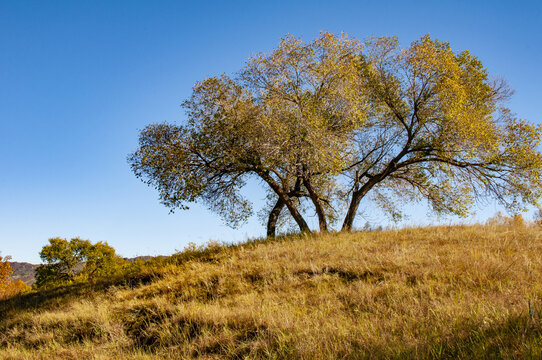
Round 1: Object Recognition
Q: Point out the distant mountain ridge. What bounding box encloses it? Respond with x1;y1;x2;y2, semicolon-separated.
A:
9;256;155;286
9;262;39;285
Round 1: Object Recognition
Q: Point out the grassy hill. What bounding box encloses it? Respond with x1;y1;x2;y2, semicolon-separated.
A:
0;224;541;359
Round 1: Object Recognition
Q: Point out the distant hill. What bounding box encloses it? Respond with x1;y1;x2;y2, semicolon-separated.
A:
124;255;156;263
10;256;157;286
1;224;541;359
9;262;39;285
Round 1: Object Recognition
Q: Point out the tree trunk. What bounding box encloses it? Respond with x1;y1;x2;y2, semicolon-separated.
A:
258;171;311;234
341;190;363;232
267;198;285;237
302;174;328;233
341;149;408;231
341;178;379;232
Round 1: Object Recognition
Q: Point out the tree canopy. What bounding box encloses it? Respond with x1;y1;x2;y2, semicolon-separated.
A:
35;237;125;288
129;33;542;235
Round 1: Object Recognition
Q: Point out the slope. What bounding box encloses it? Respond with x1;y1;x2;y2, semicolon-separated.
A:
0;224;541;359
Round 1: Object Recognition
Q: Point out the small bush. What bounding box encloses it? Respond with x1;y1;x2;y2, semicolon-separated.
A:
35;237;129;289
0;256;31;300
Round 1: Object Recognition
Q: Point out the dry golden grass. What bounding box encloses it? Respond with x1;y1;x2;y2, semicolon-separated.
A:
1;223;541;359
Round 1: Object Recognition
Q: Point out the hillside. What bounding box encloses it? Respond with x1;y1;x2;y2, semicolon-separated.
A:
0;224;541;359
9;262;39;285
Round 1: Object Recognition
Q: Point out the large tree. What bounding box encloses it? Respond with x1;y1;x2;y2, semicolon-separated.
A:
129;33;542;235
130;33;365;235
339;35;542;230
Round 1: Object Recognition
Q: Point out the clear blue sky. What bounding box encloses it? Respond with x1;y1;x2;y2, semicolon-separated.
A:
1;1;540;263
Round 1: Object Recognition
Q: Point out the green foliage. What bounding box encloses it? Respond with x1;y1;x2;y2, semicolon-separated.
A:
35;237;127;289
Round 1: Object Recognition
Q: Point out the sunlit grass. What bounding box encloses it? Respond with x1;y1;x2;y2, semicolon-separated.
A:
1;223;541;359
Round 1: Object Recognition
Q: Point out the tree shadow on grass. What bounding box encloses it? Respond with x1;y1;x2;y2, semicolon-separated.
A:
425;313;542;360
335;311;542;360
0;271;161;321
0;240;234;321
376;312;542;360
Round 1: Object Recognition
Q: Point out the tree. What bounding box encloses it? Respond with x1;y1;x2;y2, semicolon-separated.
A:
338;35;542;230
129;33;542;235
0;255;30;299
35;237;125;288
0;255;13;292
130;33;365;236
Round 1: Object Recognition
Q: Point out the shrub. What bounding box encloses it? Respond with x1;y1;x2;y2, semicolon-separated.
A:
34;237;128;288
0;255;31;299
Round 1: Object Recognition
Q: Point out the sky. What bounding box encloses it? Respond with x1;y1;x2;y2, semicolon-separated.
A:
1;0;541;263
